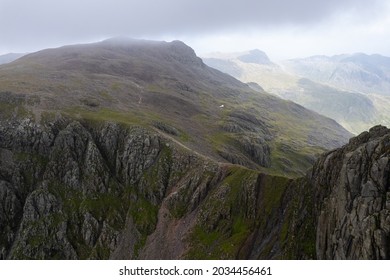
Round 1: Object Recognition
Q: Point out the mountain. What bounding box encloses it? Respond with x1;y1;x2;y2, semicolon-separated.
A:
3;38;385;260
203;51;390;134
203;50;292;89
0;53;26;65
0;39;351;177
281;54;390;133
282;53;390;96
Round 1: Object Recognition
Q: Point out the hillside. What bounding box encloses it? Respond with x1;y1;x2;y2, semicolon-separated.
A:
0;38;351;177
203;51;390;134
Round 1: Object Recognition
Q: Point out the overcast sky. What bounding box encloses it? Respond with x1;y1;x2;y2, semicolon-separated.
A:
1;0;390;60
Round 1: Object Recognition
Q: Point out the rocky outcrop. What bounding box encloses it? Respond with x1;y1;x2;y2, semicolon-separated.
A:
0;118;388;260
0;118;287;259
219;111;272;168
0;118;172;259
311;125;390;259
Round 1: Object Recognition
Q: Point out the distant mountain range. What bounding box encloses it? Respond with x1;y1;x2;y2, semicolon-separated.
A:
0;53;26;65
283;53;390;95
203;51;390;134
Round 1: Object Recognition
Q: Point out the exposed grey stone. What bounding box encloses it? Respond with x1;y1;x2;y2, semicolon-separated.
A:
313;126;390;259
0;118;388;260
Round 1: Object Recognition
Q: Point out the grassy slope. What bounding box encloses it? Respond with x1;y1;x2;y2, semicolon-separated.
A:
0;39;351;177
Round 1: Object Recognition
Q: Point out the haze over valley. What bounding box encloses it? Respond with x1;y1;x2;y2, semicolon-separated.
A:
203;50;390;134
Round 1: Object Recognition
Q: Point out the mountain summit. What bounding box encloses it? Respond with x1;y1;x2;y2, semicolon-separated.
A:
0;38;350;176
237;49;273;65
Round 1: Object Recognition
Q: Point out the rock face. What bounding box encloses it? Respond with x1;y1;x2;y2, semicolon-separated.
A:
311;125;390;259
0;118;288;259
0;118;388;260
0;118;168;259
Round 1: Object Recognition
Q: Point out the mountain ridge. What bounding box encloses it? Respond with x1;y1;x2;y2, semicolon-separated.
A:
203;50;390;134
282;52;390;95
0;38;351;177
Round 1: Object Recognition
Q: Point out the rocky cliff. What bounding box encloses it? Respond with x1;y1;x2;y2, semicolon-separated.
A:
0;117;302;259
282;124;390;260
311;125;390;259
0;117;388;259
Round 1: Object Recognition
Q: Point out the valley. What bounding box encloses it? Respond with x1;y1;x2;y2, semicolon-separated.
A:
203;51;390;134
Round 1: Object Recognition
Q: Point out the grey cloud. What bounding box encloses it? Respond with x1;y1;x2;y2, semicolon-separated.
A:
0;0;386;52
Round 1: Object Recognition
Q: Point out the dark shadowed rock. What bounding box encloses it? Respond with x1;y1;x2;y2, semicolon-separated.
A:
311;125;390;259
0;119;388;259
